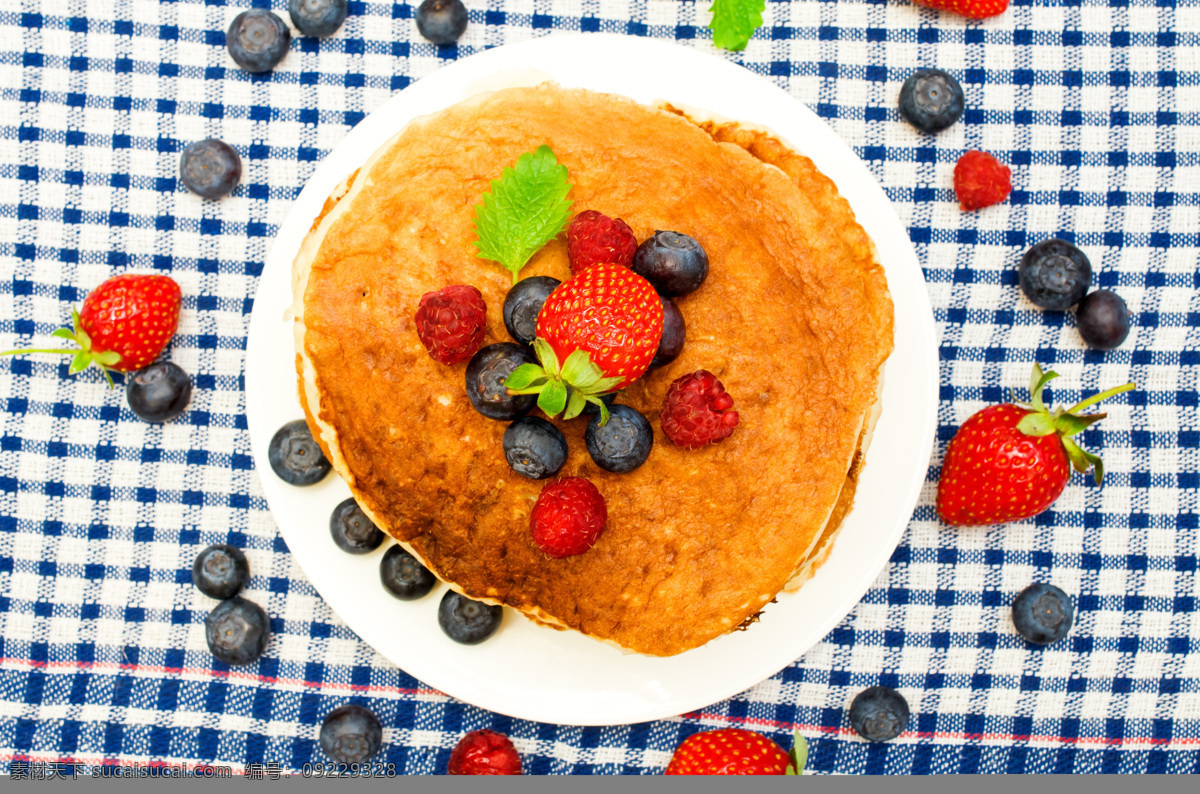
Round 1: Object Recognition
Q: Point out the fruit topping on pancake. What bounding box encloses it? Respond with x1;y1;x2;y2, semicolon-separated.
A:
567;210;638;273
414;284;488;365
529;476;608;558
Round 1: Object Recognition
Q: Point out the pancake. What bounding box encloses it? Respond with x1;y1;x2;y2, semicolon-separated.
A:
291;84;894;657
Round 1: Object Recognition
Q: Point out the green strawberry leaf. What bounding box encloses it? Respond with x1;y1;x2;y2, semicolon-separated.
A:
1029;364;1059;412
537;379;568;417
504;363;548;391
1061;435;1105;484
94;350;121;367
709;0;765;52
785;733;807;776
533;337;561;379
473;146;573;285
1016;412;1057;437
588;395;611;426
563;388;587;421
1054;411;1106;438
51;328;74;341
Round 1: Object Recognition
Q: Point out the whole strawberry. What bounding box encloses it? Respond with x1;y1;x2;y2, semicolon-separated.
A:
503;263;663;422
937;364;1134;527
1;274;181;384
953;150;1012;211
567;210;637;274
447;729;522;775
414;284;487;365
911;0;1009;19
665;729;807;776
529;477;607;558
661;370;739;449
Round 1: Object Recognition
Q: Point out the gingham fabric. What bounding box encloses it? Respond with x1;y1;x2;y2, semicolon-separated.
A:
1;0;1197;776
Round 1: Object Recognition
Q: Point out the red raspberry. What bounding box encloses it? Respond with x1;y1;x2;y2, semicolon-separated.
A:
953;150;1012;211
529;477;608;559
448;729;522;775
661;370;740;449
414;284;486;365
566;210;637;274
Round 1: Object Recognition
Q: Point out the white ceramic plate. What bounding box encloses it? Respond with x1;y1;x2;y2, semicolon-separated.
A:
246;33;937;727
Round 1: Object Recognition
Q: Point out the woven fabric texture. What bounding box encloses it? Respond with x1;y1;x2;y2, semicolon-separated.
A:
1;0;1197;775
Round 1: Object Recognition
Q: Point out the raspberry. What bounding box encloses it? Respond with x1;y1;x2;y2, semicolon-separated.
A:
661;370;739;449
414;284;486;365
566;210;637;274
529;477;608;558
953;150;1012;211
448;729;522;775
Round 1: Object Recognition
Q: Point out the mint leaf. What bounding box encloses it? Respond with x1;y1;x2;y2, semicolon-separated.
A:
709;0;765;52
472;145;572;284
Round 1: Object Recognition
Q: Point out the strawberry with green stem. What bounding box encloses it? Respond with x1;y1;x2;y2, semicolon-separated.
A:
665;729;808;775
503;262;663;424
936;363;1135;527
1;273;181;387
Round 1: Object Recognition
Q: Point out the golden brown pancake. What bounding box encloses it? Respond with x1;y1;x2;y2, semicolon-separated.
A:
291;84;893;657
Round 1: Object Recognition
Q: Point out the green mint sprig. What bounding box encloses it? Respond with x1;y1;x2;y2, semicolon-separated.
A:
709;0;765;52
472;145;573;285
503;339;622;424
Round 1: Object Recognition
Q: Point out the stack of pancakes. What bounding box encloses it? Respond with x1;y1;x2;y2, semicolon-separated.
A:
291;84;893;657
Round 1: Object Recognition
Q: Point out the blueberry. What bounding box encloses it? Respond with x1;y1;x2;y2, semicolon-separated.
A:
268;419;332;486
1012;582;1075;645
330;497;384;554
416;0;468;46
631;231;709;297
179;139;241;200
503;276;561;347
1076;290;1132;350
848;686;910;743
380;545;437;600
319;704;383;765
649;295;685;369
205;596;270;666
465;343;537;421
585;404;653;474
288;0;347;38
126;361;192;423
192;544;250;600
898;68;965;134
503;416;568;479
438;590;502;645
226;9;290;73
1018;239;1093;311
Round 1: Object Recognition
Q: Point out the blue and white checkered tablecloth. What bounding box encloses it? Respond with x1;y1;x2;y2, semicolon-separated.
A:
1;0;1197;776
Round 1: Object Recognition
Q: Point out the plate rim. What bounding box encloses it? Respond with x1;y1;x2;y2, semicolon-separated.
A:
246;31;938;726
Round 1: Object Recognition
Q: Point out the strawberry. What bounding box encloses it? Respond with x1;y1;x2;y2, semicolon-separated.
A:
529;477;608;558
937;364;1135;527
665;729;808;776
1;274;181;385
503;263;663;422
953;150;1012;211
566;210;638;274
447;729;522;775
910;0;1009;19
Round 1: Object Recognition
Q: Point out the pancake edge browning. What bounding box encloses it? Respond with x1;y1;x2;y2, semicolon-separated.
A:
291;84;893;656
